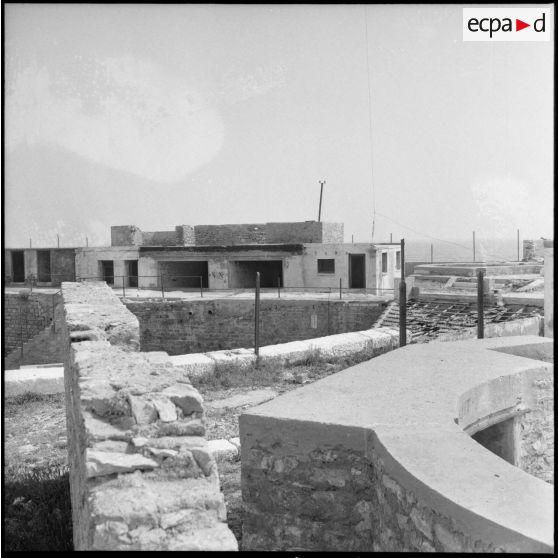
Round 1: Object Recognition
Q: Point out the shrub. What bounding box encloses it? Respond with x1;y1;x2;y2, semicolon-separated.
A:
3;463;73;551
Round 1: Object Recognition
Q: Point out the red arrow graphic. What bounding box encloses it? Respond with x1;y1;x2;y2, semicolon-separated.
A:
516;19;530;31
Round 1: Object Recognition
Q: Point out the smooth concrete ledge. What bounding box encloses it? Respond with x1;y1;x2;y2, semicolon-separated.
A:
169;327;401;376
4;366;65;396
432;316;543;343
240;335;553;552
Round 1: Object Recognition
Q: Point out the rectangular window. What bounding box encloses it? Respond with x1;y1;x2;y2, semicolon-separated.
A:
381;252;388;273
396;251;401;270
317;258;335;273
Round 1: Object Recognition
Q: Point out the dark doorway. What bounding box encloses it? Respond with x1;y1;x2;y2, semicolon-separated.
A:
12;251;25;282
349;254;366;288
229;260;283;288
472;418;516;465
37;250;52;282
159;261;209;288
100;260;114;285
126;260;139;287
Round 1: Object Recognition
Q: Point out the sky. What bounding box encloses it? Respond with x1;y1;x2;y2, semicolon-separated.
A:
2;3;554;250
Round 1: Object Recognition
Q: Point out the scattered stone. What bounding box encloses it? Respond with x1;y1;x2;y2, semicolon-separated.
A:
161;384;203;415
151;396;178;422
132;437;149;448
207;439;238;461
281;371;295;383
160;509;191;530
146;447;179;458
93;440;130;453
128;395;158;425
158;419;205;437
205;388;278;410
86;450;159;478
191;447;215;476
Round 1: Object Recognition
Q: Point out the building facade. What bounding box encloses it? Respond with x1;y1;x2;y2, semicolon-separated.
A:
6;222;401;292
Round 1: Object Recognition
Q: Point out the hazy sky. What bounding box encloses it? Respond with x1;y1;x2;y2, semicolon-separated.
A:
3;3;554;248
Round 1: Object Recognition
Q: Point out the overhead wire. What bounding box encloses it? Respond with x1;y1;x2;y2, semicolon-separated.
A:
374;212;516;261
363;5;376;242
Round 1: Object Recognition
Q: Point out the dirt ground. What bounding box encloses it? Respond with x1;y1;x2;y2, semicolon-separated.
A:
3;361;344;550
4;393;68;474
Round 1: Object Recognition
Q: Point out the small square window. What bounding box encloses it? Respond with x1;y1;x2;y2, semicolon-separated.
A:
381;252;388;273
396;251;401;270
317;258;335;273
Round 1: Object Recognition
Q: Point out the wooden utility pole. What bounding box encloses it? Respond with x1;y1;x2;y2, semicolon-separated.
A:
399;238;407;347
318;180;325;222
254;272;261;362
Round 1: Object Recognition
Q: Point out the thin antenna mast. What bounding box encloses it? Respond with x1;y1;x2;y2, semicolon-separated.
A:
364;6;376;241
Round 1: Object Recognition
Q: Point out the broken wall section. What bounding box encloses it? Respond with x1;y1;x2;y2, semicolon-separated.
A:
61;282;237;551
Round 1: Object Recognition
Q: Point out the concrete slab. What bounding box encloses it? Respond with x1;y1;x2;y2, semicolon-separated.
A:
5;367;65;397
20;363;63;369
206;349;256;369
169;353;216;378
503;292;544;307
205;388;278;410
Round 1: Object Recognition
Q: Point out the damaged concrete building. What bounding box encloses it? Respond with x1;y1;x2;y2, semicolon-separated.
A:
74;221;401;292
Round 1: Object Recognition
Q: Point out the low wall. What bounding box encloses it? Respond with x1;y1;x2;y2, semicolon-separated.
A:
3;291;60;356
125;299;385;355
240;336;553;552
432;315;543;343
61;282;237;551
169;327;401;379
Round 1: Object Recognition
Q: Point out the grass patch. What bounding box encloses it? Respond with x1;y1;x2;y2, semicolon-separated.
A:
3;462;73;551
191;359;286;390
5;391;59;406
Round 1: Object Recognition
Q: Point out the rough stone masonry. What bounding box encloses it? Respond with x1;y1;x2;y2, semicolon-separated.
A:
61;281;238;551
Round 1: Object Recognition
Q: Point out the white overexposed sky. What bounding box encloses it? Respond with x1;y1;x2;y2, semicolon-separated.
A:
2;3;554;248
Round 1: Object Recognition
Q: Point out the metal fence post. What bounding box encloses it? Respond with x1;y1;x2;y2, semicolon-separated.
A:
122;277;126;298
160;274;165;299
339;278;342;300
254;272;261;365
200;276;203;298
277;276;281;299
477;269;484;339
399;238;407;347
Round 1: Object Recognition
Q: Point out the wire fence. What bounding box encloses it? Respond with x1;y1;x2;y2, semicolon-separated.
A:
75;274;397;301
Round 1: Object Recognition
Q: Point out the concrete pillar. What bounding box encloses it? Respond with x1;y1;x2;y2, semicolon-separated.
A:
24;250;38;281
138;257;159;289
207;259;228;289
113;260;126;288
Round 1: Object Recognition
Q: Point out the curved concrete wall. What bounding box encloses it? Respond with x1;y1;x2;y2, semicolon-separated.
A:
240;336;553;552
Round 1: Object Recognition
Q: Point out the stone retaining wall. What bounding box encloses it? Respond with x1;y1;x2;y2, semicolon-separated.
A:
125;298;385;355
3;291;60;356
61;282;237;551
